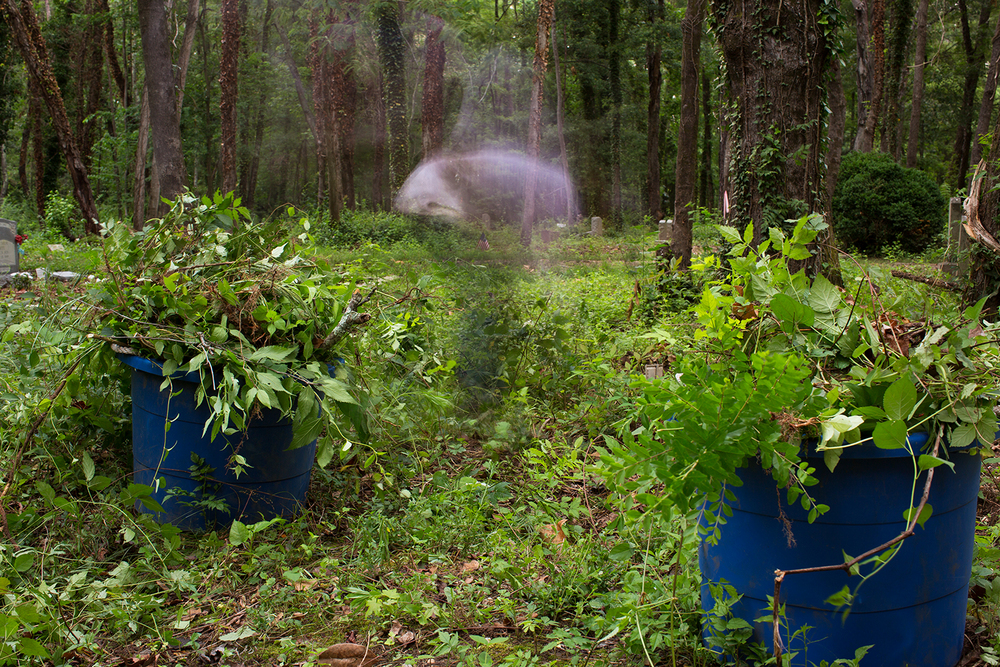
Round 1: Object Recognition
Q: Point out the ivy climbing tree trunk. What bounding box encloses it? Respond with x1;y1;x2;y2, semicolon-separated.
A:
520;0;554;246
377;0;408;198
672;0;705;269
714;0;829;249
1;0;100;233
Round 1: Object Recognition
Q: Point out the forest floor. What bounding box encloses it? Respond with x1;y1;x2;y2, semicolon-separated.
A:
2;219;999;667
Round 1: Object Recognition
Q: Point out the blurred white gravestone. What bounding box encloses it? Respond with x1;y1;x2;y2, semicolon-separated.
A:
0;219;18;274
590;216;603;236
658;219;673;242
944;197;969;276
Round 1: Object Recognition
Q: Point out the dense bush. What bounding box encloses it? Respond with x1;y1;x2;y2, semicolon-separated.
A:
833;152;946;255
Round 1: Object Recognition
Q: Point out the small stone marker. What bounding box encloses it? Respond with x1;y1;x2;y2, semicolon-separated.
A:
590;216;603;236
0;219;18;274
644;363;665;380
658;219;673;242
47;243;65;253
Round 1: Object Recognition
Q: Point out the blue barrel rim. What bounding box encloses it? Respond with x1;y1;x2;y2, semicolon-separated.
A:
118;353;207;384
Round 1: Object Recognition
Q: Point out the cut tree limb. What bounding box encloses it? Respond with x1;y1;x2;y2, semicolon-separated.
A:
890;270;962;291
320;286;376;351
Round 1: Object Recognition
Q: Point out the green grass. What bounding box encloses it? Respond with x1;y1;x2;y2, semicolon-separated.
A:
0;212;997;667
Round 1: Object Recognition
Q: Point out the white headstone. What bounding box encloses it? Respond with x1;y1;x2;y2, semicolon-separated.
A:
590;216;603;236
0;219;18;274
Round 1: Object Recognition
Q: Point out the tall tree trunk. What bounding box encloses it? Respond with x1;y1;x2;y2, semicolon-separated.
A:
309;14;327;206
951;0;992;189
137;0;186;209
855;0;885;152
971;9;1000;168
714;0;829;248
421;16;445;160
673;0;705;269
377;0;408;198
852;0;873;147
521;0;554;246
646;0;665;219
823;58;847;286
328;6;358;211
241;0;272;208
98;0;126;104
219;0;239;196
132;88;150;228
880;0;913;157
2;0;100;232
906;0;930;168
275;18;318;144
699;67;714;209
79;0;105;169
552;24;573;222
371;70;387;210
608;0;623;231
322;30;343;225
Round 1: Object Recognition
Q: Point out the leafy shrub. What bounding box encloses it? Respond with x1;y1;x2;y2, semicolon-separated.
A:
833;152;946;255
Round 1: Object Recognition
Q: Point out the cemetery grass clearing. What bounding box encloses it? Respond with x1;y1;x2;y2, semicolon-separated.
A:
2;217;1000;666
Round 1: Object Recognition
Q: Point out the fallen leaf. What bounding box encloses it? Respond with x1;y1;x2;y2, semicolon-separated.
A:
316;643;378;667
398;630;416;645
539;519;567;548
461;560;480;572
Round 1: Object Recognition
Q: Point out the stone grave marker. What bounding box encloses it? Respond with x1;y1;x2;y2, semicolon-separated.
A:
0;219;18;274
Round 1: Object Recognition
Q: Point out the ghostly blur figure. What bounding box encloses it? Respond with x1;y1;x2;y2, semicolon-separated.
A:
394;149;576;226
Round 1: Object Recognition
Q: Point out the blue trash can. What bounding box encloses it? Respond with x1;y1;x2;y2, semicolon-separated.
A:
699;432;983;667
120;355;318;532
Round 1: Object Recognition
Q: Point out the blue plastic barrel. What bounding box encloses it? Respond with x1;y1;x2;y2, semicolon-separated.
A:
120;355;318;531
699;432;983;667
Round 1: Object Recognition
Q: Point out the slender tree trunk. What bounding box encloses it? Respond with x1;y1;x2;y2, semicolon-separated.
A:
175;0;201;115
377;0;408;198
823;58;847;286
699;67;714;209
132;86;150;228
852;0;873;147
328;6;357;211
308;14;327;206
219;0;239;196
137;0;186;209
646;0;665;219
673;0;705;269
608;0;623;231
322;31;343;225
855;0;885;152
951;0;992;189
906;0;930;168
971;9;1000;168
275;19;318;144
98;0;126;104
371;70;387;210
2;0;100;231
552;25;574;222
240;0;272;208
880;0;913;157
421;16;445;160
521;0;554;246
